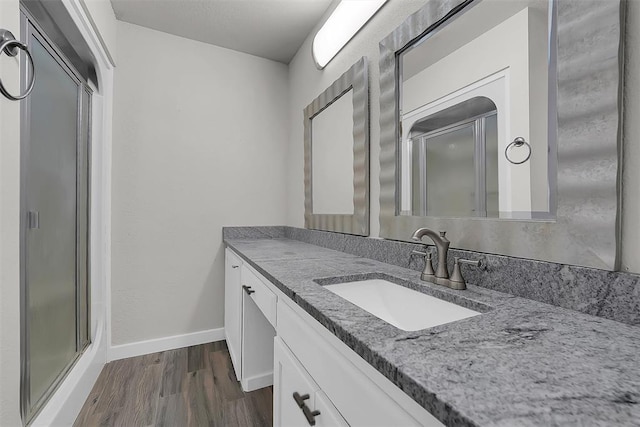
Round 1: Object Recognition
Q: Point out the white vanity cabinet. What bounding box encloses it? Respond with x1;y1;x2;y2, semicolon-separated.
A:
225;248;444;426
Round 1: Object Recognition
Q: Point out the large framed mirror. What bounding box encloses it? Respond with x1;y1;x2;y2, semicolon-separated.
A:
379;0;622;269
304;57;369;236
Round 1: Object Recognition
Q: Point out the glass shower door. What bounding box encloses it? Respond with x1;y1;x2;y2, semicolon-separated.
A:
26;33;79;410
408;112;499;217
21;13;90;423
424;124;476;217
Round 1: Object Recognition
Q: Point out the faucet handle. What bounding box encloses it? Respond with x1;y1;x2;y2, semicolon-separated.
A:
422;250;436;277
449;257;481;290
410;242;431;257
410;248;436;278
458;258;482;267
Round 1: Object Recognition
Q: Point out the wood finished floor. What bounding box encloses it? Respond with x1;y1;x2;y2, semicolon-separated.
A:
74;341;273;427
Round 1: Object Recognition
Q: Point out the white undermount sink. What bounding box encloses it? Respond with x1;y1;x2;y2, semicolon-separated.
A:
324;279;481;331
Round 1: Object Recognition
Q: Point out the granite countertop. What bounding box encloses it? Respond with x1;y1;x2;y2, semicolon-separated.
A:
224;237;640;427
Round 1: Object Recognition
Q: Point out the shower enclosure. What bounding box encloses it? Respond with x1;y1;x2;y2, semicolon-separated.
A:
20;5;91;423
405;97;499;218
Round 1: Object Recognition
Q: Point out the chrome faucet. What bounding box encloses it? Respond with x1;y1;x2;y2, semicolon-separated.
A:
411;228;450;284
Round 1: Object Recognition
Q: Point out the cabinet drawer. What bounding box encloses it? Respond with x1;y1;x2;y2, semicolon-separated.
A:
241;265;277;327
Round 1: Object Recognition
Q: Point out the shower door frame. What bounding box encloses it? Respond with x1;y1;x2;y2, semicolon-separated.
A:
19;7;92;424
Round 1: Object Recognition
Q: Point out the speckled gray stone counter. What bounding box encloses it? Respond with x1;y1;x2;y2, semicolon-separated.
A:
224;235;640;427
224;226;640;326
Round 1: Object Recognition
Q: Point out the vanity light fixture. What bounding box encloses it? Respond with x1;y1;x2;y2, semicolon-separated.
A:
312;0;387;69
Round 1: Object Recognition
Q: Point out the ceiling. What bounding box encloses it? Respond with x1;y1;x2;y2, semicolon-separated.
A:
110;0;334;64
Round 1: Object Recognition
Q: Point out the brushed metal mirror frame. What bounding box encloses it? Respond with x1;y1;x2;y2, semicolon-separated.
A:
304;56;370;236
379;0;623;270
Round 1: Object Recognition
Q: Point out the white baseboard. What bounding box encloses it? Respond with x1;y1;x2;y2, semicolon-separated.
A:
108;327;225;361
241;372;273;392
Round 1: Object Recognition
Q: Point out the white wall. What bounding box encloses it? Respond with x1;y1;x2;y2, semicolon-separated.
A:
111;22;289;346
79;0;117;65
403;9;530;115
0;0;23;424
287;0;430;235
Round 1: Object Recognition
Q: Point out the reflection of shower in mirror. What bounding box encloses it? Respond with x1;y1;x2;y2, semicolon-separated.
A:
402;95;498;218
399;0;554;220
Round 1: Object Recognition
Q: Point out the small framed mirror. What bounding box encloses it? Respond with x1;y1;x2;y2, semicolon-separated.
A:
379;0;623;269
304;57;369;236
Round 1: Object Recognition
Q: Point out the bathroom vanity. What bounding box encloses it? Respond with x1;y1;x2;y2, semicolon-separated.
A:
224;227;640;427
225;245;443;426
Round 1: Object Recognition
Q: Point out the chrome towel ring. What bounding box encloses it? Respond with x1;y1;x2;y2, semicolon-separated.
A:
0;29;35;101
505;137;531;165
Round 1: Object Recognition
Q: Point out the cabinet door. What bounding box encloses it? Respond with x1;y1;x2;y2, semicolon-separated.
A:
274;338;319;427
274;338;347;427
315;391;348;427
224;248;243;380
